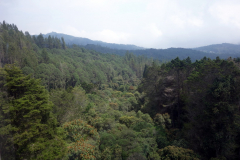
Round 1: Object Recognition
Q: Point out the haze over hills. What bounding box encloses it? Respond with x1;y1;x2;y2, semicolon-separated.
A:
43;32;145;50
82;44;240;61
82;44;219;61
193;43;240;55
43;32;240;61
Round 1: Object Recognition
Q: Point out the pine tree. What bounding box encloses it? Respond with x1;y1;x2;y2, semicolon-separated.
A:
61;37;66;50
2;64;66;160
0;67;15;160
47;35;53;49
41;48;50;63
36;34;44;48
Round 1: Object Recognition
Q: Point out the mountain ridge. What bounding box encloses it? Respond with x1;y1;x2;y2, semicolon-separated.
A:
193;43;240;54
43;32;145;50
42;32;240;61
81;44;240;61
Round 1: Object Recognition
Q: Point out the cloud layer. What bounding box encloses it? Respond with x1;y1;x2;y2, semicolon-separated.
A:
1;0;240;48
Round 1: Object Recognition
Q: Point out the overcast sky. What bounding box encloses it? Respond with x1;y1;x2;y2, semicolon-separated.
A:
1;0;240;49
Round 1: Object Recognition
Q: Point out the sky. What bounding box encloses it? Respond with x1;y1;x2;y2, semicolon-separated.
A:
1;0;240;49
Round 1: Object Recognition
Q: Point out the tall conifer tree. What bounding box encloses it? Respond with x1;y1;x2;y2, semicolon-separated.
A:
2;64;66;160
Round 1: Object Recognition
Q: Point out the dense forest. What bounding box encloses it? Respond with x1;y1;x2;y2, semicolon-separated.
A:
1;21;240;160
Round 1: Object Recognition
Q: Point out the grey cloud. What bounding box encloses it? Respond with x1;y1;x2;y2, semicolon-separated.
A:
1;0;240;48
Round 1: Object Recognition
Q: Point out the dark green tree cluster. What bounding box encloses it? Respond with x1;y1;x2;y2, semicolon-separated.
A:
0;21;38;67
0;64;66;160
139;56;240;159
32;34;66;49
123;52;161;78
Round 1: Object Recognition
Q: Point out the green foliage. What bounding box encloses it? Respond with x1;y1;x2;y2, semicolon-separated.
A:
63;119;100;160
139;57;240;159
1;64;67;159
0;67;15;160
185;61;240;159
41;48;50;63
119;116;139;128
158;146;199;160
1;21;154;92
50;86;87;124
154;113;171;129
3;21;240;160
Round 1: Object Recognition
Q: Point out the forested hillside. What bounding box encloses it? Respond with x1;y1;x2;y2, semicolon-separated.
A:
194;43;240;54
80;43;239;62
1;21;240;160
43;32;145;50
0;21;155;91
43;32;240;61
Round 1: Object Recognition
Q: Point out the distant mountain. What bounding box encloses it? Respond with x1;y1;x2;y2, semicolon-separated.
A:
82;44;237;61
43;32;144;50
43;32;240;61
193;43;240;54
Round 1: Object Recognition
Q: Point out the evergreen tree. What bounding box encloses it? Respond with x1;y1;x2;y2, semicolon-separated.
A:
1;64;66;160
36;34;44;48
0;68;15;160
47;35;53;49
32;35;37;44
41;48;50;63
61;37;66;50
185;59;240;159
